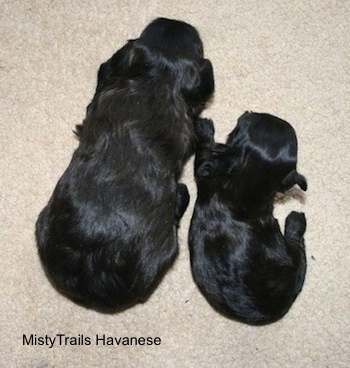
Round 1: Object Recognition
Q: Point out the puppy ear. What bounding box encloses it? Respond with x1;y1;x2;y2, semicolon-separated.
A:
96;42;134;91
281;169;308;191
182;59;214;106
196;144;241;178
196;158;218;177
96;41;149;92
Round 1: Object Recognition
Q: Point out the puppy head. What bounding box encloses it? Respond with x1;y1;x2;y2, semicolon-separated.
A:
226;111;298;165
140;18;214;113
193;112;306;217
229;112;308;189
139;17;204;60
222;112;306;214
97;18;214;114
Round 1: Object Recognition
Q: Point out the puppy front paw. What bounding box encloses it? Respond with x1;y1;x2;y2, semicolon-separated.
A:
194;118;215;145
297;174;308;191
281;170;308;192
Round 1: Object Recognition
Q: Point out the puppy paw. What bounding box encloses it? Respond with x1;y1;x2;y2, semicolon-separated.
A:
281;170;308;192
285;211;307;245
297;174;308;191
175;183;190;223
194;118;215;145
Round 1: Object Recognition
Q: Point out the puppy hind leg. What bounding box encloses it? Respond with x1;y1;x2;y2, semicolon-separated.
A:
175;183;190;227
284;211;307;249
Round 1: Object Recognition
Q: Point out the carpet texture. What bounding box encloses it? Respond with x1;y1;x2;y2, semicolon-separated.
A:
1;1;349;367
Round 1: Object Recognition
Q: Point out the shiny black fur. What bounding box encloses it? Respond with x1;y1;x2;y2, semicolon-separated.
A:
36;18;214;312
189;112;307;324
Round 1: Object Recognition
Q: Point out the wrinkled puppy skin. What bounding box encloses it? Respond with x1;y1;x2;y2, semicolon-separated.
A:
189;112;307;325
36;18;214;312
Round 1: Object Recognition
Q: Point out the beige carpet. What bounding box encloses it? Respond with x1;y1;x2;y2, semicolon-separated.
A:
1;1;349;367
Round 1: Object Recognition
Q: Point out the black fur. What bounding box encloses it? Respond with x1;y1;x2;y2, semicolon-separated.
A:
36;18;214;312
189;112;307;324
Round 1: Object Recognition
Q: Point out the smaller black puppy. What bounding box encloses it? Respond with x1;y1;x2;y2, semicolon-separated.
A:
189;112;307;325
36;18;214;312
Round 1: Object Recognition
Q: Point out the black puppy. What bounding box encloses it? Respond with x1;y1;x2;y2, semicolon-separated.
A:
189;112;307;324
36;18;214;312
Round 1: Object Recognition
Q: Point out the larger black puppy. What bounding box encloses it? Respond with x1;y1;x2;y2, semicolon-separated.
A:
189;112;307;324
36;18;214;312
